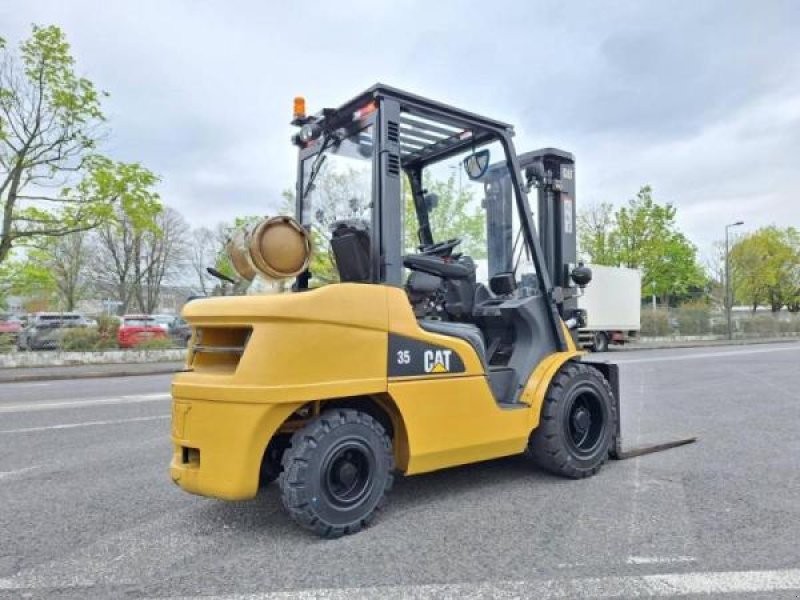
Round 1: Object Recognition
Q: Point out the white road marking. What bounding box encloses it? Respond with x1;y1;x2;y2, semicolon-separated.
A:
616;345;799;364
0;414;169;434
0;465;41;480
139;568;800;599
626;555;696;565
0;392;170;414
4;568;799;598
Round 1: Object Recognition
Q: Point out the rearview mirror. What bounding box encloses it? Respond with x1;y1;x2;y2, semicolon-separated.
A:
463;149;490;180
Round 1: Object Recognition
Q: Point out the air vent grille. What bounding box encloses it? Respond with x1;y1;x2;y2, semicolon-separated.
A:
387;121;399;143
189;327;251;374
387;153;400;177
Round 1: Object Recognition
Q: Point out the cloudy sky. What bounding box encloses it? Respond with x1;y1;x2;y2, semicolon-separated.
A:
3;1;799;259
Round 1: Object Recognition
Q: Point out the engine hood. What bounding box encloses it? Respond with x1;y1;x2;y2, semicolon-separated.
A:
182;283;390;331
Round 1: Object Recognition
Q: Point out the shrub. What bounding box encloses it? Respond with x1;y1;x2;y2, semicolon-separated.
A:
135;337;175;350
60;327;102;351
711;321;729;335
60;326;120;351
96;315;120;338
778;316;800;334
640;308;671;337
94;316;121;349
0;333;13;353
739;315;780;336
675;303;711;335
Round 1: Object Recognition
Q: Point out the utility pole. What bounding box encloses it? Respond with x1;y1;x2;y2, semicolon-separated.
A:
725;221;744;340
651;280;656;312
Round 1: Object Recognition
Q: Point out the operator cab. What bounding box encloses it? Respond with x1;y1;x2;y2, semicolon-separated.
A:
293;85;580;406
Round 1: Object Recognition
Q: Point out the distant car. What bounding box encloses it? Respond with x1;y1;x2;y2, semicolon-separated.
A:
0;315;23;345
17;312;86;351
117;314;168;348
168;317;192;347
150;314;176;331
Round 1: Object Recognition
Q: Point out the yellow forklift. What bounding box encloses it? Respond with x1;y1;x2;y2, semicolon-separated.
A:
170;85;692;537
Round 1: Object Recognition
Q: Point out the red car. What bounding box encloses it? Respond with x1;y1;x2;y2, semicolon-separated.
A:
117;314;168;348
0;315;23;344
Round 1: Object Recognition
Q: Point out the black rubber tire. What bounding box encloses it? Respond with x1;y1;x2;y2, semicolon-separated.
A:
260;434;291;486
279;408;394;538
593;331;609;353
528;362;616;479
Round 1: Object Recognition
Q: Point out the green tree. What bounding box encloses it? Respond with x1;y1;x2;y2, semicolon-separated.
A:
577;186;704;304
403;173;486;257
786;227;800;312
730;226;799;312
0;25;161;266
0;249;58;308
13;231;91;311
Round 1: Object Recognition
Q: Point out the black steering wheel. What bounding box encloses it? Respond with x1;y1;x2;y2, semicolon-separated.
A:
420;237;462;257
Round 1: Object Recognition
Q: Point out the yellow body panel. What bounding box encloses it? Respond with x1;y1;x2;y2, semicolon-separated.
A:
170;399;300;500
389;377;530;474
170;283;582;501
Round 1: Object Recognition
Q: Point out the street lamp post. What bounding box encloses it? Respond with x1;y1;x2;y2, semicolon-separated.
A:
725;221;744;340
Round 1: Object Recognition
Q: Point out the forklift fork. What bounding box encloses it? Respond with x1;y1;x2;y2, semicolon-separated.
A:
581;358;698;460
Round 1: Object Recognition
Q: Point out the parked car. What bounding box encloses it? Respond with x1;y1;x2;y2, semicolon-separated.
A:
167;317;192;347
0;315;23;345
150;314;176;331
17;312;87;351
117;314;168;348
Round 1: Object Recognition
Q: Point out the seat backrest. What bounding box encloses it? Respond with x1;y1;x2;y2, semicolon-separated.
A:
330;223;371;282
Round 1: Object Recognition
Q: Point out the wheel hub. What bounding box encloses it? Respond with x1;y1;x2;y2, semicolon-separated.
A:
572;407;591;433
323;443;373;508
566;391;606;455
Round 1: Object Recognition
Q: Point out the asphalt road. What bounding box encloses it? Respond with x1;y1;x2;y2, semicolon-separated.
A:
1;342;799;599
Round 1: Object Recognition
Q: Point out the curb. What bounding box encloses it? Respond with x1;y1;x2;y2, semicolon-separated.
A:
613;337;800;352
1;365;184;384
0;348;186;370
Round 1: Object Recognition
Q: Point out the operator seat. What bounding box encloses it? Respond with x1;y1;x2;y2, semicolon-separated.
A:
403;254;474;279
330;220;371;282
403;254;478;319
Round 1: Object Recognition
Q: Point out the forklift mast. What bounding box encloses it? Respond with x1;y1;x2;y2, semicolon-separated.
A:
521;148;578;315
483;148;579;318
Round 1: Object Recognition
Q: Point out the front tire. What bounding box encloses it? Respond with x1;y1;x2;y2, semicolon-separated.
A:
279;408;394;538
528;362;616;479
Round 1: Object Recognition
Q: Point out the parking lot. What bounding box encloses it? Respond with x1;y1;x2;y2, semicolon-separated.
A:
1;342;799;599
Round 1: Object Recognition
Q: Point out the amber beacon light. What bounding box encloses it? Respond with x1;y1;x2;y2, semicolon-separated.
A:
293;96;306;120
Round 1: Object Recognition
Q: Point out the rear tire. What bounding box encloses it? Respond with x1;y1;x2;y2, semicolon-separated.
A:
260;434;291;485
279;408;394;538
528;362;616;479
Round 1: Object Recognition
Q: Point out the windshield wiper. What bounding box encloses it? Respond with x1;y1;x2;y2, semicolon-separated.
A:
302;131;336;199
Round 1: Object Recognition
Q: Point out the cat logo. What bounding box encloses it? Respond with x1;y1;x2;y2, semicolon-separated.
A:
424;349;452;373
387;334;465;377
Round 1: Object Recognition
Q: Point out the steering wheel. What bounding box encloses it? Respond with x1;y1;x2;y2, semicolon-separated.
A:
420;237;462;257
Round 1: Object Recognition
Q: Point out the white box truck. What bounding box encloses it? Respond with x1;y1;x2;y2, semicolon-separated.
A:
577;265;641;351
